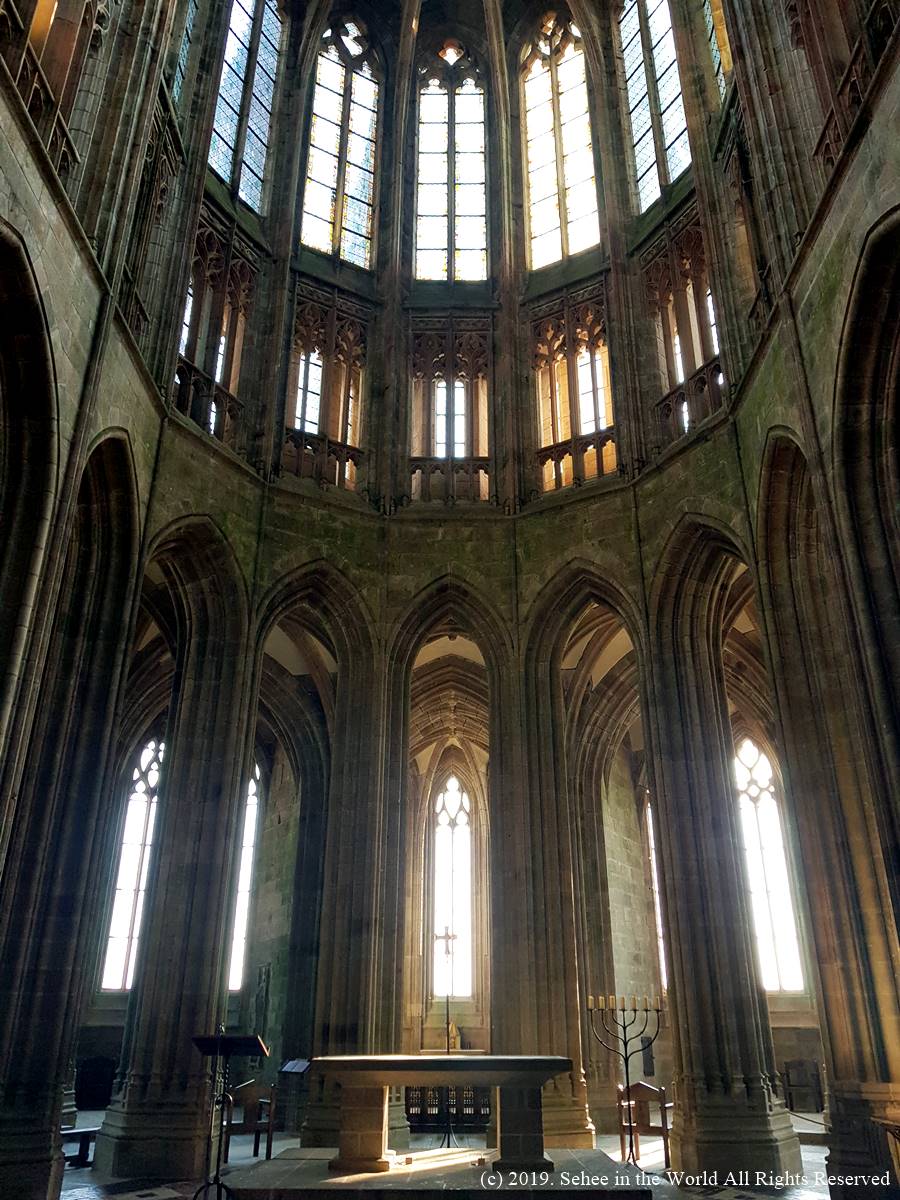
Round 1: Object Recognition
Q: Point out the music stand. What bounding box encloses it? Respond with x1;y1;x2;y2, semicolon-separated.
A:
192;1030;269;1199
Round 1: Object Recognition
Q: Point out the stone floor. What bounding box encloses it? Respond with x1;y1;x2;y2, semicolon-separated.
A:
59;1116;832;1200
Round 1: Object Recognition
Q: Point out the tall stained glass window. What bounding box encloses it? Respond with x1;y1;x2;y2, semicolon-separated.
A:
208;0;283;211
618;0;691;212
415;43;487;281
228;763;261;991
300;22;380;269
734;738;805;992
522;12;600;269
432;776;472;997
101;739;164;990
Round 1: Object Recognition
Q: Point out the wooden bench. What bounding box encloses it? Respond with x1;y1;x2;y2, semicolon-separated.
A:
313;1053;572;1174
60;1126;100;1167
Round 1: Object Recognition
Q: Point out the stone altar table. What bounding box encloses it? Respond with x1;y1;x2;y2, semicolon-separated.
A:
312;1054;572;1175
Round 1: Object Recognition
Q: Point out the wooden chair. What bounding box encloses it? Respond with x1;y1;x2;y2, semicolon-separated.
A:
617;1080;672;1168
223;1082;276;1163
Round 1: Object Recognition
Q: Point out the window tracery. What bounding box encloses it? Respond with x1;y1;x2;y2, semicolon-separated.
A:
521;10;601;269
208;0;282;212
618;0;691;212
734;737;804;992
414;42;488;281
530;283;617;493
300;21;380;269
101;739;165;991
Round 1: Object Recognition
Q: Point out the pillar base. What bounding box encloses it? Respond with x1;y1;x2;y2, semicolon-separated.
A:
541;1079;595;1149
670;1090;801;1176
0;1119;64;1200
94;1098;210;1181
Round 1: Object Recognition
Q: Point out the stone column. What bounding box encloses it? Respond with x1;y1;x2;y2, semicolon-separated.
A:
647;546;801;1175
95;548;253;1180
508;652;594;1149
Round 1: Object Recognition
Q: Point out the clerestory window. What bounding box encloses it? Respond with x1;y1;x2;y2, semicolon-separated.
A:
521;11;601;270
618;0;691;212
208;0;283;212
300;22;380;269
415;43;488;282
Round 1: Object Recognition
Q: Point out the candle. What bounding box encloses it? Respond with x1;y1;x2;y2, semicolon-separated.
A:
608;995;615;1010
619;996;626;1010
587;994;594;1010
643;996;649;1011
598;995;606;1010
654;995;661;1011
631;995;637;1011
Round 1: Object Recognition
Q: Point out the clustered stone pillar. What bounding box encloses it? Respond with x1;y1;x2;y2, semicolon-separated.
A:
648;544;801;1175
95;551;253;1180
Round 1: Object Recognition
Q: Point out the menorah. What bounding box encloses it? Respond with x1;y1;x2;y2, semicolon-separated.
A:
585;994;662;1166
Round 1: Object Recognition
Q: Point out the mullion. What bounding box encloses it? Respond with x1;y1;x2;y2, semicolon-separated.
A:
636;0;669;190
550;54;569;259
333;57;354;258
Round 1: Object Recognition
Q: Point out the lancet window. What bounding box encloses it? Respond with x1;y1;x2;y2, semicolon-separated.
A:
734;738;805;992
645;800;668;990
414;42;488;281
300;22;380;269
208;0;283;212
521;11;601;269
282;287;368;489
702;0;732;100
172;0;200;104
410;319;490;502
532;289;617;492
432;776;473;998
618;0;691;212
228;763;261;991
101;739;165;991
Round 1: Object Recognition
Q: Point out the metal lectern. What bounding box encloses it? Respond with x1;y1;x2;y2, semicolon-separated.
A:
192;1030;269;1200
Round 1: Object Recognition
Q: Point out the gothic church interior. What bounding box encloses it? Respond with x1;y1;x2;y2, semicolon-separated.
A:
0;0;898;1195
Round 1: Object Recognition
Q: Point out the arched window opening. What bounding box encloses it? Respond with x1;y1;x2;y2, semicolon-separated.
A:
645;800;668;990
300;22;380;269
101;739;165;991
208;0;283;212
415;44;487;281
294;350;324;433
432;776;472;998
521;12;600;269
618;0;691;212
734;737;805;992
228;763;261;991
532;294;617;493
